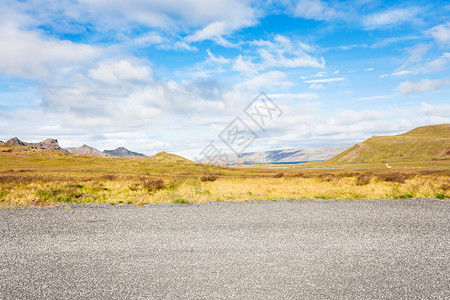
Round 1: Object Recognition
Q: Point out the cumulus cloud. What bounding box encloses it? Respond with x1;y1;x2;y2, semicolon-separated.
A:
88;60;151;84
78;0;257;32
0;23;101;79
397;78;450;94
421;102;450;118
428;23;450;45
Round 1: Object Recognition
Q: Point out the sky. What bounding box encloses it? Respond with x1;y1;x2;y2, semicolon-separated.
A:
0;0;449;159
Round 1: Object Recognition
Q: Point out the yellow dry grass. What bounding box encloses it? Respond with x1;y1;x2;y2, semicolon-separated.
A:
1;168;449;207
1;143;449;207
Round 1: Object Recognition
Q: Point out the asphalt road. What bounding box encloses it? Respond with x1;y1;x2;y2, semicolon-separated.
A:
1;199;449;299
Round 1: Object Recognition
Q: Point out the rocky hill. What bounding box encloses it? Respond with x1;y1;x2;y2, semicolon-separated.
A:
6;137;68;153
65;145;111;157
103;147;145;157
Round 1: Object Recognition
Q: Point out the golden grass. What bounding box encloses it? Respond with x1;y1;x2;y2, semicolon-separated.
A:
1;144;449;207
1;167;449;207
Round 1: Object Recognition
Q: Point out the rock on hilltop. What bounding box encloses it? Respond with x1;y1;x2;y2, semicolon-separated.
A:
6;137;68;153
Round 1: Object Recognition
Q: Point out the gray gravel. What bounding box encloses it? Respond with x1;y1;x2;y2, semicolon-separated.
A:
1;198;449;299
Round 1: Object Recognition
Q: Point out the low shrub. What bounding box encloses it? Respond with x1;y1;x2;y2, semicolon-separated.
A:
395;193;414;199
315;194;330;199
435;193;448;199
377;172;413;184
200;175;217;182
142;178;165;192
356;173;372;186
173;198;189;204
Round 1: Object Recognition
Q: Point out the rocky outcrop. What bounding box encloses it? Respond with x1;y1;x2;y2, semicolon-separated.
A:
7;137;27;146
6;137;68;153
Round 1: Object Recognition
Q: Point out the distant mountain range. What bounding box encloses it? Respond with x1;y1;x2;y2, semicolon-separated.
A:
201;145;351;165
5;137;145;158
4;123;449;165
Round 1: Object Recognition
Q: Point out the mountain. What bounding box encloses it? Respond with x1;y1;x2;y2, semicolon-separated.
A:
6;137;68;153
201;145;351;165
323;124;450;166
65;144;111;157
103;147;145;157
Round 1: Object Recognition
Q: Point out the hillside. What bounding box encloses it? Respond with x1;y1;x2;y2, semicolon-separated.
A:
148;151;194;164
322;124;450;167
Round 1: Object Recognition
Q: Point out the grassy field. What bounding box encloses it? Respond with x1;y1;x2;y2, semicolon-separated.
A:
1;143;449;207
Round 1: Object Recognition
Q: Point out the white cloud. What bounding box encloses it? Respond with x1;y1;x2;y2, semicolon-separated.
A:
357;95;392;101
133;32;165;46
78;0;257;32
269;92;319;101
293;0;337;20
185;21;227;42
397;78;450;94
428;23;450;45
233;71;291;95
206;49;230;64
232;55;260;76
159;41;198;51
421;103;450;118
255;35;325;69
392;44;450;76
363;8;419;29
421;53;450;73
310;83;325;90
88;60;151;84
301;71;327;79
379;74;389;78
365;68;374;71
392;70;413;76
0;23;101;79
304;78;345;83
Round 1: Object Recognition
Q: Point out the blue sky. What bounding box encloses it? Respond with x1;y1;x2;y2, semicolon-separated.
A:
0;0;449;158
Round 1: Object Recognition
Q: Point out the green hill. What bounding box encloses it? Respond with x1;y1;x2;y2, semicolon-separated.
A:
321;124;450;167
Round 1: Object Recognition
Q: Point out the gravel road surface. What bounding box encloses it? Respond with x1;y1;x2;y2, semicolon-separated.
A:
1;199;449;299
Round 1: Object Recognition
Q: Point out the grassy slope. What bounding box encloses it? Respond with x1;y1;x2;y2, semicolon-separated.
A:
319;124;450;168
